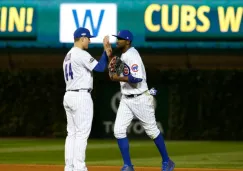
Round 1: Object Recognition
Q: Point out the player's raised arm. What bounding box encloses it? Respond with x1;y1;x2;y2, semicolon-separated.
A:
92;51;108;72
80;50;111;73
93;36;113;72
103;36;113;63
73;30;112;72
79;51;108;72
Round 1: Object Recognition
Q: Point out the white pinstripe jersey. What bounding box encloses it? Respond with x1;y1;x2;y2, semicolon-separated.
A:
120;47;148;95
63;47;98;91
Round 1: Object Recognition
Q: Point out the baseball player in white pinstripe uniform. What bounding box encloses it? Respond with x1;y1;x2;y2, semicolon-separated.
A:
63;27;111;171
108;30;175;171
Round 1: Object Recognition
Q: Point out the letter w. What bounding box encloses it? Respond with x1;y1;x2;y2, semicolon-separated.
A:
72;9;105;36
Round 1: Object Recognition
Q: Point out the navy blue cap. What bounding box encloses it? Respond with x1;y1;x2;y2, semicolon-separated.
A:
73;27;95;39
112;30;133;41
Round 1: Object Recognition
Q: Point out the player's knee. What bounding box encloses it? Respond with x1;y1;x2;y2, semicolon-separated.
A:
114;131;127;139
67;132;75;137
75;130;90;140
67;127;75;137
145;126;160;139
114;126;127;139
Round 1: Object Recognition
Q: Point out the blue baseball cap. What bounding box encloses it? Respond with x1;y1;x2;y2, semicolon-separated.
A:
112;30;133;41
73;27;95;39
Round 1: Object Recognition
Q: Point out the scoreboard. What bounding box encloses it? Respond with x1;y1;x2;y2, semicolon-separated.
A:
0;0;243;49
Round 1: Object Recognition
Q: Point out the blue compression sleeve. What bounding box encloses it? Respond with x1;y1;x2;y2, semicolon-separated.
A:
128;74;143;83
93;51;108;72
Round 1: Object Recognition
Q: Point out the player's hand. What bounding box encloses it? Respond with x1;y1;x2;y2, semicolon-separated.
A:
103;35;110;48
103;36;112;57
105;48;112;58
109;73;119;81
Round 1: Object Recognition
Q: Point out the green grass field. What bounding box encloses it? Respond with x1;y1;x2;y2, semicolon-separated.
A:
0;139;243;169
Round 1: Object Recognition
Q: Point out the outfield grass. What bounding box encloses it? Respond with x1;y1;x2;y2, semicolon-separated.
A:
0;139;243;169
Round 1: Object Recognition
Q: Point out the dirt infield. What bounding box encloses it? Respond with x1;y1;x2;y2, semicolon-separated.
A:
0;165;243;171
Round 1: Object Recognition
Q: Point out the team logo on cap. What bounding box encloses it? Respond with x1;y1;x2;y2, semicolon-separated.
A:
123;63;130;76
131;64;138;72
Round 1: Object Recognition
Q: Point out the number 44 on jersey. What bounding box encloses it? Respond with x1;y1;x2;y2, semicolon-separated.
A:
65;63;73;81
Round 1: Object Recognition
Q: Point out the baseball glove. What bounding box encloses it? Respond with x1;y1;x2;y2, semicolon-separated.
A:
108;56;125;75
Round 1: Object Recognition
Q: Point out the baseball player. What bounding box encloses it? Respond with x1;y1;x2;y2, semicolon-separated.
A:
63;27;111;171
108;30;175;171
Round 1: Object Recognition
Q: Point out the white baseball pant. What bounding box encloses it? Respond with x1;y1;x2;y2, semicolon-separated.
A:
114;91;160;139
63;91;93;171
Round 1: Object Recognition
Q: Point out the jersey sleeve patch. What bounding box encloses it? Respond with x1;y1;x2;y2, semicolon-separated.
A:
89;57;95;63
131;64;138;72
123;63;130;76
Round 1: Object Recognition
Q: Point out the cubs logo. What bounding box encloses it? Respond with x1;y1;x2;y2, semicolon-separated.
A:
123;63;130;76
131;64;138;72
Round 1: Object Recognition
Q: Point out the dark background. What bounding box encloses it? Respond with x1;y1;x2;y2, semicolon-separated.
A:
0;46;243;140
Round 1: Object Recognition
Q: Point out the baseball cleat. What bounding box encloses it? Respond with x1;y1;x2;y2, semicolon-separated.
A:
162;159;175;171
121;164;134;171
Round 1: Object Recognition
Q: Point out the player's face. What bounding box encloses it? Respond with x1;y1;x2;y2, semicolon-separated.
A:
116;38;127;49
81;37;90;49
